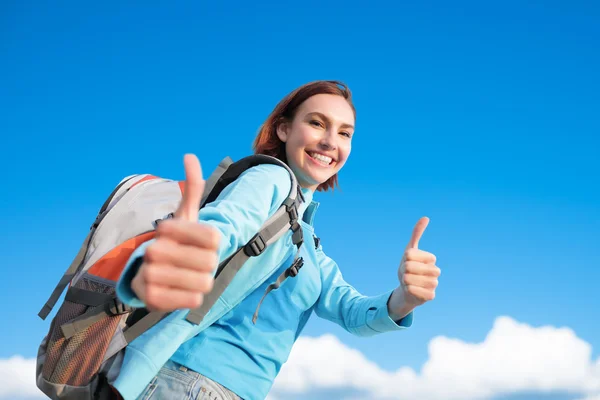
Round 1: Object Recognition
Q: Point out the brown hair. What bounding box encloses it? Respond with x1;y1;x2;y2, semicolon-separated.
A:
252;80;356;192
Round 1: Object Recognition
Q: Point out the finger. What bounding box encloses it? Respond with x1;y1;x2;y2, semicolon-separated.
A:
406;285;436;302
175;154;205;222
145;285;204;312
403;273;439;290
156;219;221;250
131;268;147;302
143;264;214;293
404;261;441;277
406;217;429;250
405;248;437;264
145;239;218;273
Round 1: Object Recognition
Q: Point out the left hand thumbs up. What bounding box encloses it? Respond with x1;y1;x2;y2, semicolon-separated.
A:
398;217;440;308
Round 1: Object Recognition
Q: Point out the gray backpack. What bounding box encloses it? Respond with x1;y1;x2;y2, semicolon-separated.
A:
36;154;306;400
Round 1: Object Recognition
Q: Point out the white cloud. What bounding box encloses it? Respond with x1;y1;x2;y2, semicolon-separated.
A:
272;316;600;400
4;316;599;400
0;355;43;399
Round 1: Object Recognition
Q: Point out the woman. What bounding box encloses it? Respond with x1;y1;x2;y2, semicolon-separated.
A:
113;80;441;400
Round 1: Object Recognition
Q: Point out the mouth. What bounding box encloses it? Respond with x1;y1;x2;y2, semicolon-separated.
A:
306;151;336;167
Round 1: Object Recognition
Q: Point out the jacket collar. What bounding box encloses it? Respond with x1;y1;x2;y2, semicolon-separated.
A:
298;187;320;227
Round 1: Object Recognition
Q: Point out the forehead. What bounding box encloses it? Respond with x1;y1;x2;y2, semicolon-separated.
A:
296;94;355;126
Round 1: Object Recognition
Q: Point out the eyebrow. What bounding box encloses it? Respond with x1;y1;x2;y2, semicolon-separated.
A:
306;112;354;130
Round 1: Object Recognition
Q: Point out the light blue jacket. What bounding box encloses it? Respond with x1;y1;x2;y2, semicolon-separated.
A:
113;164;413;399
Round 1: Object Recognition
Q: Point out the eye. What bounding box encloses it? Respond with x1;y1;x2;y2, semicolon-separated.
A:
309;120;324;128
340;131;352;138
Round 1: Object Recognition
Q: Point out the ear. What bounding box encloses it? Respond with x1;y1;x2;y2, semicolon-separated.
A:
276;120;288;143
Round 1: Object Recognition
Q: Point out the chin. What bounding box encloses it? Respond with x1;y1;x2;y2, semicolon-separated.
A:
310;174;332;188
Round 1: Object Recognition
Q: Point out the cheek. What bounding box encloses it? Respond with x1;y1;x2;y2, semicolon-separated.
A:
339;143;351;164
287;128;313;155
284;138;304;168
295;125;320;144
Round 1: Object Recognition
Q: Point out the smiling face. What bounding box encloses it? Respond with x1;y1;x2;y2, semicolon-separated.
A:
276;94;355;191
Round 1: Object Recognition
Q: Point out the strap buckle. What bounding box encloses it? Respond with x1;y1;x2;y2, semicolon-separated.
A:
286;257;304;278
244;233;267;257
313;235;321;249
153;212;174;229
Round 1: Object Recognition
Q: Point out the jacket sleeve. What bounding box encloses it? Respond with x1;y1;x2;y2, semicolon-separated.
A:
314;248;414;336
116;164;293;307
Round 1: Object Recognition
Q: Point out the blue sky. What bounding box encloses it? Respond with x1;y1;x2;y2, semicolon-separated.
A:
1;1;599;399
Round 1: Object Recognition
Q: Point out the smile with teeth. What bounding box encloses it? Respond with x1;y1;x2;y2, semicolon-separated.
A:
307;151;334;166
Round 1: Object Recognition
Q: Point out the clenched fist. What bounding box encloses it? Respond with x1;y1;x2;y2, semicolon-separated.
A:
131;154;221;312
389;217;441;319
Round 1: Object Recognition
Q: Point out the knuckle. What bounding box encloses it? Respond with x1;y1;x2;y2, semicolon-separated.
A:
210;251;219;270
200;275;214;293
207;276;215;292
142;264;154;281
146;241;167;261
404;249;415;260
145;288;159;310
145;244;158;262
405;261;418;272
429;253;437;264
206;227;221;249
190;293;204;309
146;300;159;311
197;250;218;271
428;278;438;289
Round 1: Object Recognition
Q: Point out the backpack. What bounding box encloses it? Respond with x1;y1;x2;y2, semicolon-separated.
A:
35;154;306;400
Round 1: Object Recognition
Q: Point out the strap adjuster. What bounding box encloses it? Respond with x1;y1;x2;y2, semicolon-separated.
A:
286;203;298;224
283;197;300;224
244;233;267;257
106;299;131;316
291;222;303;246
297;186;305;203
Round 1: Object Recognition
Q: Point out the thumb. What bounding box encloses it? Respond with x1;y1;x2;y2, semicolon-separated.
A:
406;217;430;250
174;154;205;222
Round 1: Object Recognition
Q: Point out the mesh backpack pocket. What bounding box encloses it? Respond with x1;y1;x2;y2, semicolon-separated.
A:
41;274;124;387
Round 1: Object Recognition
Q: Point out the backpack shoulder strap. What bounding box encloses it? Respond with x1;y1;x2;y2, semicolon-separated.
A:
201;156;234;207
201;154;298;206
183;154;304;325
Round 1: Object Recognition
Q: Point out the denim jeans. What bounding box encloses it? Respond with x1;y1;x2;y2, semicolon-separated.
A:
136;360;242;400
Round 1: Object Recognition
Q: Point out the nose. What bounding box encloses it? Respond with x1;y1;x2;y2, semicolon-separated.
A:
319;128;337;150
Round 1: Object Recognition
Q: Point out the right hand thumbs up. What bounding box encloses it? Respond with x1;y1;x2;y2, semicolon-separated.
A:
175;154;206;221
131;154;221;312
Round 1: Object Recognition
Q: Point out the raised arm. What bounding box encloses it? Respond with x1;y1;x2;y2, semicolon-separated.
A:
116;158;292;310
314;246;414;337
